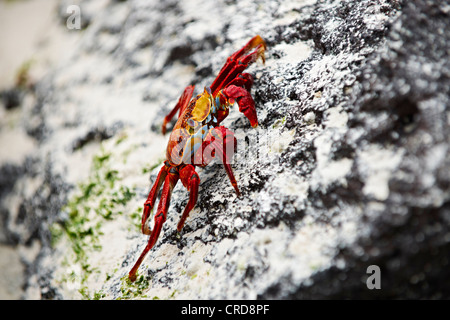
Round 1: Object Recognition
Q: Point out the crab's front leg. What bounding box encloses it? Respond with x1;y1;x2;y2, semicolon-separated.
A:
210;35;265;128
210;35;266;96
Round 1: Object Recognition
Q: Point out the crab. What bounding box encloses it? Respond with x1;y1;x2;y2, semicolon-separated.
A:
129;35;266;281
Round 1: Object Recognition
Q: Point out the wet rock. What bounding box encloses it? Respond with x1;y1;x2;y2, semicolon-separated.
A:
0;0;449;299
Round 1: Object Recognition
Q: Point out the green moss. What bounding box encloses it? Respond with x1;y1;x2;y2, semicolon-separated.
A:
92;290;107;300
169;289;178;298
118;274;150;300
115;131;128;146
52;146;138;299
81;287;107;300
128;206;143;232
309;264;321;272
105;269;117;282
15;59;34;88
142;159;164;174
272;116;287;129
121;144;139;164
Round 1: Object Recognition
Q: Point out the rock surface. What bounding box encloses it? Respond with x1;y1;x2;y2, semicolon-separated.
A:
0;0;449;299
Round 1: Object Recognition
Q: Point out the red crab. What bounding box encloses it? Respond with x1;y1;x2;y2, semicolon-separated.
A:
129;35;266;281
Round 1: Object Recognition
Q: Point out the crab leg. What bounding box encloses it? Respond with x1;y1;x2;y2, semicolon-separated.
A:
210;35;266;96
201;126;240;196
162;85;195;135
176;126;239;233
140;162;170;235
177;165;200;232
129;167;179;281
212;127;240;197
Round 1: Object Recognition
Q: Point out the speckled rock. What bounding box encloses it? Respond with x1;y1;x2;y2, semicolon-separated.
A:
0;0;449;300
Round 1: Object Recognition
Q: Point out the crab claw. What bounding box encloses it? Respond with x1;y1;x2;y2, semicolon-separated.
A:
238;94;258;128
228;35;266;65
223;85;258;128
210;35;266;97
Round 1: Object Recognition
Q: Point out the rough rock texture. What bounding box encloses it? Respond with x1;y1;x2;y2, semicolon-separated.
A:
0;0;449;299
